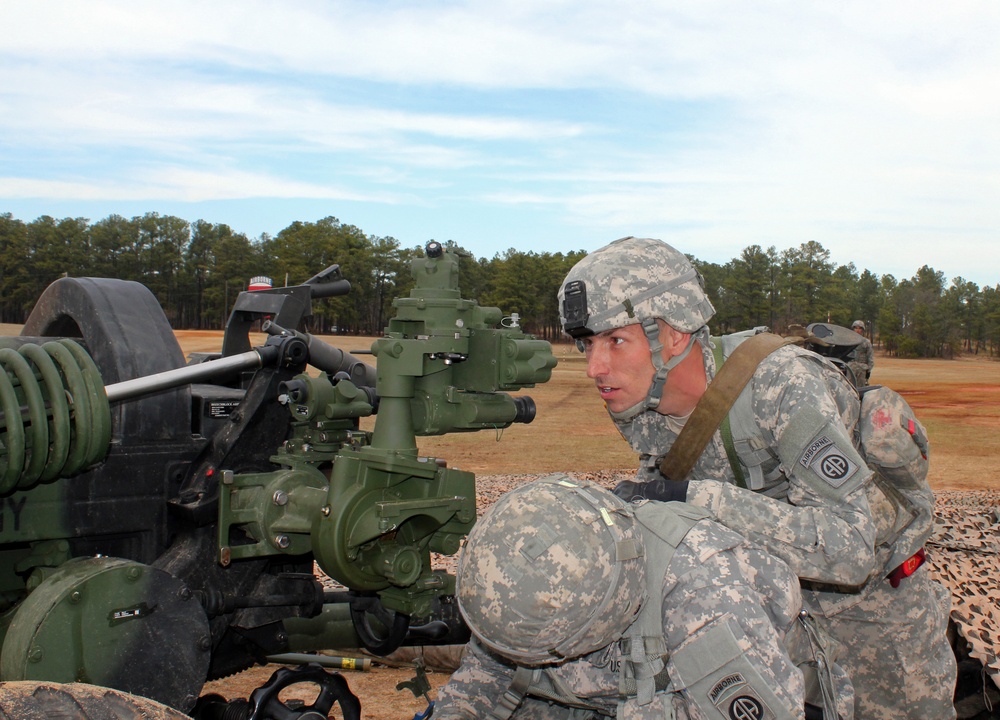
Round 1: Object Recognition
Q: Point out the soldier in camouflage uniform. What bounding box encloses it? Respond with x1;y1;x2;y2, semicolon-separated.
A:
435;475;852;719
557;237;956;720
847;320;874;386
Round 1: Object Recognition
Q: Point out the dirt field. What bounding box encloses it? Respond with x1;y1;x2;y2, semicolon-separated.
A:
4;324;998;717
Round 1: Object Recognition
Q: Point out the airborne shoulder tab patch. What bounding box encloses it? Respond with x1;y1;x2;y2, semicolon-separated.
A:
708;672;776;720
776;405;869;502
799;435;859;489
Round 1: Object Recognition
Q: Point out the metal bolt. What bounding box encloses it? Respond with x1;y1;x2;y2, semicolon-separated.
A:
219;547;231;566
125;566;142;581
321;505;331;517
69;590;82;604
273;490;288;506
274;534;291;549
27;646;43;663
198;636;212;652
178;586;192;601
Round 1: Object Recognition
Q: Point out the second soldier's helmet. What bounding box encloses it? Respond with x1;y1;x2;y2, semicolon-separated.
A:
852;320;865;330
457;474;646;665
558;236;716;338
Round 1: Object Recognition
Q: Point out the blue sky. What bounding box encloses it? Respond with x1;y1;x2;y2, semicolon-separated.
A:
2;1;998;287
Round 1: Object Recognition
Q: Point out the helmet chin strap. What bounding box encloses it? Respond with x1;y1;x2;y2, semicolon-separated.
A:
608;323;704;422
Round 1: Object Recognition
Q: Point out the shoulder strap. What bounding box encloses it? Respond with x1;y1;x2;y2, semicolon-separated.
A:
488;666;539;720
620;502;706;706
658;333;797;481
714;341;748;488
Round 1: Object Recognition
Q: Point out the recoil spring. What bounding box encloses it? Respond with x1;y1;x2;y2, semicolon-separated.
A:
0;340;111;494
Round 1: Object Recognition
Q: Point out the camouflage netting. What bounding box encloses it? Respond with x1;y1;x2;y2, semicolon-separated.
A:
927;490;1000;692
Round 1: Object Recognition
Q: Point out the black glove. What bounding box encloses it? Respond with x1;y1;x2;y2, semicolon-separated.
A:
613;478;689;503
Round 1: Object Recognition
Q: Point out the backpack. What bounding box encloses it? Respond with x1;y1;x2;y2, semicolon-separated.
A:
855;383;933;578
658;328;934;578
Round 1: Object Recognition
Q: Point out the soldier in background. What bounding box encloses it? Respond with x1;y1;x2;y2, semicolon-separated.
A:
557;237;955;719
847;320;874;386
434;475;852;719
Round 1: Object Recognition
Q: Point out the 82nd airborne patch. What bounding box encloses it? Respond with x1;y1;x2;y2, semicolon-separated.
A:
709;673;776;720
799;434;859;489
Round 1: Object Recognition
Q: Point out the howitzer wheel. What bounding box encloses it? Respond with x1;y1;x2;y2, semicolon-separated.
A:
0;681;190;720
21;276;185;381
20;275;190;442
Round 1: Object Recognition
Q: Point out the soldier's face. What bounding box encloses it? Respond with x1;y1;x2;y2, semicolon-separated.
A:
580;324;655;414
582;321;706;416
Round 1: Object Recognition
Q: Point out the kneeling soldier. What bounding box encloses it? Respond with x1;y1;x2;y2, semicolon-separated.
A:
436;475;853;719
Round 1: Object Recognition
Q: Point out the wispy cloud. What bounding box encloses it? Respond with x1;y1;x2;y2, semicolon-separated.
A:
1;0;998;284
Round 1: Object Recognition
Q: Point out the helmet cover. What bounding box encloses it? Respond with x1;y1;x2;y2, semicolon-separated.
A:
559;237;715;337
457;474;645;665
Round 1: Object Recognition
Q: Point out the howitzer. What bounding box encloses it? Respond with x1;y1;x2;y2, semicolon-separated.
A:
0;241;556;717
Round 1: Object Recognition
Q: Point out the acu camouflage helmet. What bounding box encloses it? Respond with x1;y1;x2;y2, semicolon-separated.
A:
558;236;715;338
457;474;646;665
558;237;716;420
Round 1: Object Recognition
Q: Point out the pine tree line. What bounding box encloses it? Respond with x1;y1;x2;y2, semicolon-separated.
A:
2;212;995;358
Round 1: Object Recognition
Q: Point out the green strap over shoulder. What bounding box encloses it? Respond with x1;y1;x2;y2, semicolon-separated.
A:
714;341;746;489
658;332;797;483
620;502;706;706
488;666;538;720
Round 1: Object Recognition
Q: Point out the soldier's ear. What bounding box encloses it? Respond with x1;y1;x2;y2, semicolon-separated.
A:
658;321;692;358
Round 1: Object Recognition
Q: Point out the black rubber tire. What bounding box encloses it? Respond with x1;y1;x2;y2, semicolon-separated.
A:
0;681;190;720
20;276;189;442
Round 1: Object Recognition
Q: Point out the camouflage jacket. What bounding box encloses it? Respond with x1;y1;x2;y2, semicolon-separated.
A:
435;514;807;720
847;336;874;384
617;343;879;589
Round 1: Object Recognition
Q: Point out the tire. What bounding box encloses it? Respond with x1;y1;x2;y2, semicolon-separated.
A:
20;276;189;442
0;681;190;720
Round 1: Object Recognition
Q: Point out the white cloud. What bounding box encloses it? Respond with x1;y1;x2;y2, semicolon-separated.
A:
1;0;999;285
0;168;393;203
